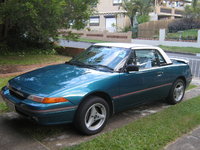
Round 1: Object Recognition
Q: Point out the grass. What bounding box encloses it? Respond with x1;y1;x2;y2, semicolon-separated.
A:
0;77;14;114
166;29;198;41
0;77;13;89
75;38;108;43
0;55;70;65
63;96;200;150
58;35;109;43
160;45;200;54
0;102;9;114
187;84;197;90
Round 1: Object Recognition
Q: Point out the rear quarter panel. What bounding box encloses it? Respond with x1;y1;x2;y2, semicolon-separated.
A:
163;62;192;87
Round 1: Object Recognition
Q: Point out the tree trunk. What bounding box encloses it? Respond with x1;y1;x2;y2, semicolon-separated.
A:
0;0;6;41
3;19;8;40
193;0;198;9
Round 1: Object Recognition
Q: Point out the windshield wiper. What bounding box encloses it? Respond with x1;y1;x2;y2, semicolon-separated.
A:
92;65;114;72
66;61;94;68
66;61;114;72
66;61;85;66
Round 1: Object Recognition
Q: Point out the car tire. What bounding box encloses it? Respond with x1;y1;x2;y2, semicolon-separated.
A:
167;79;186;105
74;96;110;135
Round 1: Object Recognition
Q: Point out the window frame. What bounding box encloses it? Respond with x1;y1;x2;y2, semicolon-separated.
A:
89;16;100;26
123;49;167;72
113;0;122;5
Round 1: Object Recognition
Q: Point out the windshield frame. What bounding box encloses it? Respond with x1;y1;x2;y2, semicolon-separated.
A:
69;45;131;72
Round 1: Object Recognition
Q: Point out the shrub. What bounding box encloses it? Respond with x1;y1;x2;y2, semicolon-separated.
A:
168;18;200;33
0;0;98;50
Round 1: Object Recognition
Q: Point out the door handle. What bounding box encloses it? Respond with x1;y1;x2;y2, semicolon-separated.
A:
157;72;163;77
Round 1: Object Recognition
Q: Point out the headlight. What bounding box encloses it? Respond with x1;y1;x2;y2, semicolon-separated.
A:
28;95;44;103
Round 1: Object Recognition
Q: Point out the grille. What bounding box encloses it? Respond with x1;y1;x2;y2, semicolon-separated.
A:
9;89;26;100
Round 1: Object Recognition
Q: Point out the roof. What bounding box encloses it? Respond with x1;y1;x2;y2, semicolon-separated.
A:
94;43;157;49
94;43;172;64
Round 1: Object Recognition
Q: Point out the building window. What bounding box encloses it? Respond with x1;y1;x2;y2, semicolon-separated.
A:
175;10;183;15
89;16;100;26
160;8;172;14
113;0;122;5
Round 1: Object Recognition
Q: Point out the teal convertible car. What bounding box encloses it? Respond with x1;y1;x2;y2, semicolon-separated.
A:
1;43;192;135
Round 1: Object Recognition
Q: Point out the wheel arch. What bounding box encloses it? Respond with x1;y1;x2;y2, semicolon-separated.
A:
176;76;186;85
78;91;114;117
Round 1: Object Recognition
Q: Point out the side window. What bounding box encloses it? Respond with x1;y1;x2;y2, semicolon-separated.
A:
155;51;166;65
127;51;136;65
135;50;158;69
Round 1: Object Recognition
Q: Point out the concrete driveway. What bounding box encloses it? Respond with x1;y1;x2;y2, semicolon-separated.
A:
0;79;200;150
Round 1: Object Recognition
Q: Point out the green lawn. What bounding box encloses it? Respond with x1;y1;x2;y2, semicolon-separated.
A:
64;96;200;150
75;38;109;43
0;102;9;114
58;35;109;43
166;29;198;41
0;55;70;65
0;77;13;89
0;77;12;114
160;45;200;54
187;84;197;90
0;77;13;114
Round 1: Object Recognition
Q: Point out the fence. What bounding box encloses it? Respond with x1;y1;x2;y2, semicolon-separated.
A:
137;29;159;40
59;29;132;43
170;56;200;79
132;29;200;48
189;59;200;79
138;19;173;38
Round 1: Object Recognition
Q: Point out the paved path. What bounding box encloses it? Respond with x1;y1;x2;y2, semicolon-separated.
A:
59;40;92;49
58;40;200;60
165;127;200;150
0;113;48;150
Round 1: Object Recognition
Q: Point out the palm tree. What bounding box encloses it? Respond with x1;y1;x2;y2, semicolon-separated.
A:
121;0;154;26
192;0;198;9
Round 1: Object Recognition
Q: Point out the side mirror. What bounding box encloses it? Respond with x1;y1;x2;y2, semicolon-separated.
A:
126;65;139;72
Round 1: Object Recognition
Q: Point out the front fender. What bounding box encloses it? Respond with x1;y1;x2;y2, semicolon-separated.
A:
50;73;120;105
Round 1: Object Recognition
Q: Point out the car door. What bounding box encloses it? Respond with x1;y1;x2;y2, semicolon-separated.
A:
114;49;169;112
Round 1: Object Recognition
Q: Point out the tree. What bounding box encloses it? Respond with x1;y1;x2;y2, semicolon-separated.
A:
192;0;199;9
121;0;154;26
185;1;200;19
0;0;98;49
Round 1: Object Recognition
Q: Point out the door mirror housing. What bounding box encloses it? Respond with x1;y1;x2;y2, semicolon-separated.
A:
126;65;139;72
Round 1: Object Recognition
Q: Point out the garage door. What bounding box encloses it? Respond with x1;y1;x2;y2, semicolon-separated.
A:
105;17;116;32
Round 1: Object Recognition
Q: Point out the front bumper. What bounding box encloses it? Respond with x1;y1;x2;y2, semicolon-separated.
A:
0;86;77;125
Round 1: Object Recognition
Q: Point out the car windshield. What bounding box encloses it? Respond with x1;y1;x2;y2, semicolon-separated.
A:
69;45;130;71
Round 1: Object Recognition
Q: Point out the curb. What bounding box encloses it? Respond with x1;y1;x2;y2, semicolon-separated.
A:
164;50;196;56
65;40;199;57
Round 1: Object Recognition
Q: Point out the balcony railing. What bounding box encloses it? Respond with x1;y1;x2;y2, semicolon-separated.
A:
157;6;184;16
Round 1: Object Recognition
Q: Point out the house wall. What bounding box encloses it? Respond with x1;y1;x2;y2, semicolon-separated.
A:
88;0;130;32
88;0;191;32
151;0;192;21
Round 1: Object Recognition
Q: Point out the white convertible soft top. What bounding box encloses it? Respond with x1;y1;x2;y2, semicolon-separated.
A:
94;43;172;64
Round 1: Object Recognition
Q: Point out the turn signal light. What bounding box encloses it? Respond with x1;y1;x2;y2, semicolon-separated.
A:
28;95;68;104
42;97;68;104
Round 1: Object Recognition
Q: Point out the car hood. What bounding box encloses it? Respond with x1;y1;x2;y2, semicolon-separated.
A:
9;64;111;95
